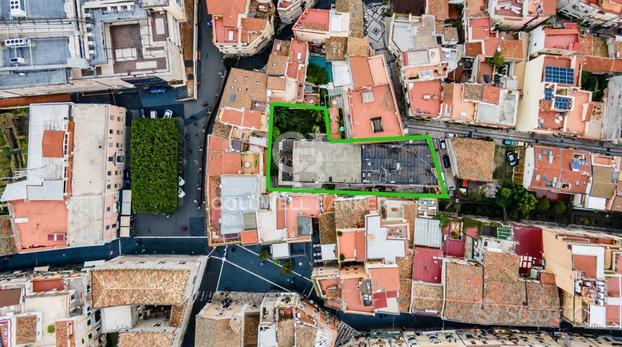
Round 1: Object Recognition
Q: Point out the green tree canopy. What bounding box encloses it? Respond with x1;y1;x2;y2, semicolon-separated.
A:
536;198;551;213
306;63;329;85
130;118;180;213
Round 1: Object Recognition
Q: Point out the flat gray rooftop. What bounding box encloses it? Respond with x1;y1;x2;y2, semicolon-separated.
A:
292;141;361;184
1;37;70;68
0;0;68;19
0;69;67;88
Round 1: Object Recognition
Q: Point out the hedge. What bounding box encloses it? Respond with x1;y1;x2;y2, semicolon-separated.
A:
130;118;180;213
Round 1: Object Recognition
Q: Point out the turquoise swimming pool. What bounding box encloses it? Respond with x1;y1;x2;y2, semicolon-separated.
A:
308;54;333;82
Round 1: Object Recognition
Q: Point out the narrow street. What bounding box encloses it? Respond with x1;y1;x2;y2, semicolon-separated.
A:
404;118;622;156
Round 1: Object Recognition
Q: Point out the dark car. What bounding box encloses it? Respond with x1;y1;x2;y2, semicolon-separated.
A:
506;151;519;167
147;86;167;94
442;154;451;168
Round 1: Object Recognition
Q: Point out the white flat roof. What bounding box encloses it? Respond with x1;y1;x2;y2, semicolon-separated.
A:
72;104;109;196
67;195;104;245
365;214;405;264
320;244;337;261
271;242;290;259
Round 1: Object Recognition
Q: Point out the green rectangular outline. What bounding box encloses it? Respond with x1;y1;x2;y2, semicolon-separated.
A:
266;101;449;199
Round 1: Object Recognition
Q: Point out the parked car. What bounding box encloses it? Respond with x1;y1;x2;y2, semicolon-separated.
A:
439;139;447;150
446;133;457;138
442;154;451;168
163;109;173;119
506;151;519;167
178;176;185;187
502;139;516;146
147;86;167;94
149;110;157;119
178;187;186;199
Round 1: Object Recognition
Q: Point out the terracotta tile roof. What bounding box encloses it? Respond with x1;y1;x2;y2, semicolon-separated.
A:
483;38;524;60
411;283;443;312
350;56;374;88
337;0;365;37
293;8;330;32
444;261;483;303
15;314;37;345
207;0;246;27
170;304;184;327
368;266;401;292
241;18;269;44
42;130;65;158
266;54;288;76
579;56;622;74
427;0;449;20
347;37;370;58
0;288;21;306
481;85;501;104
449;138;495;182
221;68;267;110
464;42;483;57
91;269;190;307
528;145;591;194
483;251;520;282
118;332;175;347
207;152;242;176
55;320;70;347
591;166;616;198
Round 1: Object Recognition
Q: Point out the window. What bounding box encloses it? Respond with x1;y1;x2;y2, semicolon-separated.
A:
107;171;111;176
87;319;92;326
107;184;111;189
105;225;110;230
106;207;111;212
371;117;383;133
109;129;113;134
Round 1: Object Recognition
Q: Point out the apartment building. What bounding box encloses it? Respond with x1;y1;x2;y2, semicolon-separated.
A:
343;55;404;138
0;103;126;252
195;291;340;347
523;145;592;196
408;219;561;327
0;0;187;97
518;54;615;139
557;0;622;28
487;0;555;30
266;39;309;103
277;0;318;24
529;23;588;57
542;226;622;329
206;0;275;56
312;197;414;316
292;8;350;45
0;268;102;347
90;255;207;347
387;15;451;86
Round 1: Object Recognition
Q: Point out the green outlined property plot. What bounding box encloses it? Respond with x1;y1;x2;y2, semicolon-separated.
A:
266;102;449;199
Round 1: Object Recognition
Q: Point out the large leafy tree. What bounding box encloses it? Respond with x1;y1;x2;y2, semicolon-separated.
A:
130;118;180;213
306;64;329;85
495;183;538;220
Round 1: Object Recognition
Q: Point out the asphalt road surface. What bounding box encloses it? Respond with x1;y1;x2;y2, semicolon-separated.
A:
404;118;622;156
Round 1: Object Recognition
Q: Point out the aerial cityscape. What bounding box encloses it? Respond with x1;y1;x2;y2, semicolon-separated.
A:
2;0;622;345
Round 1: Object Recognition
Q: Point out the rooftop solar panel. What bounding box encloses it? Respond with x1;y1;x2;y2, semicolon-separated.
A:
554;96;573;110
544;66;574;85
544;88;553;101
